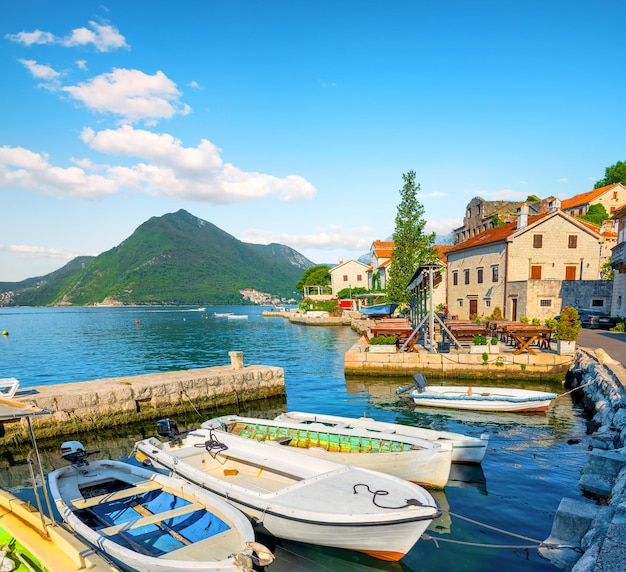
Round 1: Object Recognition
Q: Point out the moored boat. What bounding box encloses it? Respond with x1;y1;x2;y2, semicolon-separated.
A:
48;442;273;572
202;414;452;487
134;420;440;561
407;374;557;412
274;410;489;464
358;304;398;318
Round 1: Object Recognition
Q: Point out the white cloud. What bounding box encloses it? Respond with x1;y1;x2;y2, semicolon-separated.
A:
243;225;371;252
5;29;55;45
425;219;462;235
76;60;88;71
19;59;60;81
81;125;317;202
63;22;128;52
0;145;118;199
62;68;190;123
480;188;528;200
557;177;568;184
188;80;202;90
0;244;85;261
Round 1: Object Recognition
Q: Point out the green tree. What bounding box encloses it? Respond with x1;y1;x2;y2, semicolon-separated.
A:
601;257;614;281
594;160;626;188
578;203;609;227
296;265;330;293
526;194;541;202
386;171;436;305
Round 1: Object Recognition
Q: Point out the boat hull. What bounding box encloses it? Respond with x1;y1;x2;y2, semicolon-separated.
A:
275;411;489;464
134;429;439;561
48;459;263;572
409;386;557;412
203;415;452;488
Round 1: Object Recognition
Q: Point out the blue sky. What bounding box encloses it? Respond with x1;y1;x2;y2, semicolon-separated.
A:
2;1;625;282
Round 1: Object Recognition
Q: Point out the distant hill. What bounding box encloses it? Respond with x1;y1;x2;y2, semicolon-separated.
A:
4;210;314;306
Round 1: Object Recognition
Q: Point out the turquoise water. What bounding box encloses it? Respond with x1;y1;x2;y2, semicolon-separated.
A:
0;306;593;571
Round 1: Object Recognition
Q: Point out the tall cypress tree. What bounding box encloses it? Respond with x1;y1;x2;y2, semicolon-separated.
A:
386;170;436;306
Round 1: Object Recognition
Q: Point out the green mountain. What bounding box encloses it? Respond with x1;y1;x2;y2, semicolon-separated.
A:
4;210;314;306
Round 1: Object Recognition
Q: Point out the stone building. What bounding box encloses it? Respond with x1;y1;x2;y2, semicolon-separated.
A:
329;259;369;296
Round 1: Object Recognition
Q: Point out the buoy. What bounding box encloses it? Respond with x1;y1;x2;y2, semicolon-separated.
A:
134;320;139;326
1;331;7;336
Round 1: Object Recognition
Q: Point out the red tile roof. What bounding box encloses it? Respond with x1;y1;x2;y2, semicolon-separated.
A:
560;183;618;210
372;240;395;258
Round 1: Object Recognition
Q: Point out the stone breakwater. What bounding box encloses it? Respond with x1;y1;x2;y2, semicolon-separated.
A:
1;351;285;446
540;348;626;572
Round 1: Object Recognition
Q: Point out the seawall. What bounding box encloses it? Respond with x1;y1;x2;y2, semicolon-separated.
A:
2;351;285;446
540;348;626;572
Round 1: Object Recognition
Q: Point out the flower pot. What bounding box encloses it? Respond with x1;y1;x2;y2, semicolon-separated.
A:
488;344;500;354
368;345;398;353
470;345;489;354
557;340;576;355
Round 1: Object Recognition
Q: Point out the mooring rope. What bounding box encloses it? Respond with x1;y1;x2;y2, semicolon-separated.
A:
195;430;229;458
352;483;437;510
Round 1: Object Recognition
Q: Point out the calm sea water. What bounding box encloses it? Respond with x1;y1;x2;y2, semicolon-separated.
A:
0;306;594;572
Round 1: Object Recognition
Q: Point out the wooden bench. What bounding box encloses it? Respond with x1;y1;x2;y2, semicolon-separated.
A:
71;480;162;509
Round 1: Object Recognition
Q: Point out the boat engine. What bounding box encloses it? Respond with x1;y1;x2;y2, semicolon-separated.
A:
157;419;181;443
61;441;90;467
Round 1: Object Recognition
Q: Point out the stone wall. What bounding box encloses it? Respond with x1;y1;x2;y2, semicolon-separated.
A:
1;354;285;446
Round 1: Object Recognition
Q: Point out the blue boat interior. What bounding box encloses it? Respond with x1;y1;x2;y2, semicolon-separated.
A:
76;480;230;556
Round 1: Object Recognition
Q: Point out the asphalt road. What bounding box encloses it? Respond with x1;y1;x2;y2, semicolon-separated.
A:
577;327;626;367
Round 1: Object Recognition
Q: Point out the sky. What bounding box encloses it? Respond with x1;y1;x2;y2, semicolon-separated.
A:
2;1;626;282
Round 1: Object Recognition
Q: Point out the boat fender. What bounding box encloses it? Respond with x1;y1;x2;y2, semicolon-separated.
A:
246;541;275;567
0;550;16;572
467;387;472;396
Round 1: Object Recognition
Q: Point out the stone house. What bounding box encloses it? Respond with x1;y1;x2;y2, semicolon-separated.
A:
367;240;394;289
561;182;626;218
329;259;369;296
446;206;610;321
610;205;626;317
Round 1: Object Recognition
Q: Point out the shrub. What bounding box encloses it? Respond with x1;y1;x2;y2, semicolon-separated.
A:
492;306;503;320
555;307;582;341
531;318;541;326
544;317;557;330
473;335;487;345
370;335;397;345
520;316;529;323
490;337;498;345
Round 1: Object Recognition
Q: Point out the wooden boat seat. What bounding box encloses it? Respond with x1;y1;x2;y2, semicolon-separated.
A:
163;528;241;561
71;480;162;509
97;501;205;536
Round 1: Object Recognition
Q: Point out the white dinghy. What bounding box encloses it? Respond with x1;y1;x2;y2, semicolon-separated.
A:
48;442;273;572
407;374;558;413
274;410;489;464
134;420;440;562
202;414;452;487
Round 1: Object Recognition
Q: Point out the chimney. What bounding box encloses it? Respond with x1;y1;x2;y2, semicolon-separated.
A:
517;204;529;230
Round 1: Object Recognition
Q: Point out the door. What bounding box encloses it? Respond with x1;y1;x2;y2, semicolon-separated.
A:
469;299;478;318
511;298;518;321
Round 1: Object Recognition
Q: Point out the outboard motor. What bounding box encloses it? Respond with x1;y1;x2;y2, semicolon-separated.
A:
157;419;181;443
60;441;90;467
412;373;428;394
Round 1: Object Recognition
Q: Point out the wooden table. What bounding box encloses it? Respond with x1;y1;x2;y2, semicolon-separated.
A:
508;326;553;355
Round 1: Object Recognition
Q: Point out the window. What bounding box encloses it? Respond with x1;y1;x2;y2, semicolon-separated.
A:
540;299;552;307
533;234;543;248
568;235;578;249
614;191;618;200
611;207;616;215
357;275;362;281
530;265;542;279
492;265;499;283
485;300;491;307
565;265;576;280
477;268;483;284
464;269;470;285
453;271;458;286
343;275;348;282
591;299;604;307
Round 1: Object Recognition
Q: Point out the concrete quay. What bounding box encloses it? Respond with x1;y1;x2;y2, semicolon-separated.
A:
1;351;285;446
540;348;626;572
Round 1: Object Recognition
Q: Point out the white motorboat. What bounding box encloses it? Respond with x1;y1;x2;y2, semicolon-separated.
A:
274;411;489;464
134;420;440;561
202;414;452;487
227;314;248;320
48;442;273;572
213;313;233;318
407;374;558;412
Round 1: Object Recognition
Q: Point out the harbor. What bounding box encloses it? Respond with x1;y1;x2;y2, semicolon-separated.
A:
0;305;624;571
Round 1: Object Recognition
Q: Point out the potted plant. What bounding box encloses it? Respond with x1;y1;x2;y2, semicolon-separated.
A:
555;306;581;355
368;335;398;353
489;336;499;354
470;334;489;354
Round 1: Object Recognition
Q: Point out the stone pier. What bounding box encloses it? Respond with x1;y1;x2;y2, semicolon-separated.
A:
1;353;285;446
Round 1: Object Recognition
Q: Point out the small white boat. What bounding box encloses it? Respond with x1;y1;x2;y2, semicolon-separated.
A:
214;312;233;318
202;414;452;487
274;411;489;464
134;420;440;561
48;442;273;572
407;374;558;412
227;314;248;320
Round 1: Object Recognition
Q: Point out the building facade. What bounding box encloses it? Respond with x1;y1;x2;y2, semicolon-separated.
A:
329;259;369;296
